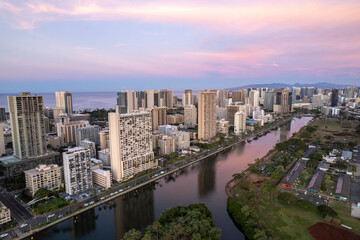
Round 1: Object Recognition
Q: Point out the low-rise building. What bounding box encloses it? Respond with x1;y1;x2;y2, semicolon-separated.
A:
98;149;110;166
158;125;178;135
76;125;101;146
0;201;11;225
307;169;325;193
334;174;350;201
24;164;62;196
158;135;175;155
216;119;229;137
174;131;190;150
92;168;112;189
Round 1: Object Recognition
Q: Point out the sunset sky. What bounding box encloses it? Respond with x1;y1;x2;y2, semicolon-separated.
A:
0;0;359;92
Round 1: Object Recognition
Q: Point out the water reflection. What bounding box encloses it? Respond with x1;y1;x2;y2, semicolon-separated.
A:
70;208;97;238
198;156;216;198
113;184;155;239
280;121;292;141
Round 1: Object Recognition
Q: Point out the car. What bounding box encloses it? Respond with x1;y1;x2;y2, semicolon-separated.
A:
78;206;83;209
100;197;105;200
89;201;94;205
110;192;115;196
20;223;27;228
154;174;158;177
119;189;123;192
160;171;164;174
48;214;55;218
148;175;152;178
0;233;8;238
84;203;89;207
58;214;63;218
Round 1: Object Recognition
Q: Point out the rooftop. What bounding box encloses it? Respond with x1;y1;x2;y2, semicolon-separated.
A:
285;161;306;185
302;148;317;159
335;174;350;198
341;151;353;160
0;155;22;165
307;169;326;191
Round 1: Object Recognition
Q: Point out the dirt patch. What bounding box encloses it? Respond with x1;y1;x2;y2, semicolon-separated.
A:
308;222;360;240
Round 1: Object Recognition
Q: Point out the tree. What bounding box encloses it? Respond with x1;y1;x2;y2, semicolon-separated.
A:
34;188;51;199
317;205;338;218
334;159;348;170
271;166;285;182
122;229;142;240
152;220;161;240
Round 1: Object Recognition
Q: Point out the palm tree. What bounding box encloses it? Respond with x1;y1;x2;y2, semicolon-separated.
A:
152;220;161;240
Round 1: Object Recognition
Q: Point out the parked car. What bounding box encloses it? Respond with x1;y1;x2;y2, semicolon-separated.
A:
20;223;27;228
48;214;55;218
0;233;8;238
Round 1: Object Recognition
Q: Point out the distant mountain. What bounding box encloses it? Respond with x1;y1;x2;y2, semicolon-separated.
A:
227;82;354;91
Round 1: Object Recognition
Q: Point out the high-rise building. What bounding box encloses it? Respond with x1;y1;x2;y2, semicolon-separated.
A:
0;124;5;156
0;107;6;122
216;119;229;137
99;130;110;150
8;92;47;159
217;89;229;108
63;147;93;195
231;90;247;103
158;125;178;135
75;125;101;146
136;91;147;109
198;90;217;140
80;140;96;158
273;89;289;113
184;105;197;128
226;105;242;126
182;90;195;107
345;86;356;98
24;164;62;196
150;106;167;131
57;120;89;144
312;94;324;108
167;114;184;124
264;92;275;111
158;135;175;155
117;90;138;113
234;111;246;135
292;87;301;101
166;90;173;109
249;90;259;107
331;89;339;107
55;91;73;115
109;111;156;182
174;131;190;150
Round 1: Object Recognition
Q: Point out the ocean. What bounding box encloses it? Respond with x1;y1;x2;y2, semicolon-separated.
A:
0;91;186;112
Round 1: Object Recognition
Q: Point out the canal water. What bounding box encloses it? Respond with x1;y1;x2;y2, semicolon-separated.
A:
31;117;312;240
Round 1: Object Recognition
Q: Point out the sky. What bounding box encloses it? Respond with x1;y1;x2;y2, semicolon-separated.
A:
0;0;359;92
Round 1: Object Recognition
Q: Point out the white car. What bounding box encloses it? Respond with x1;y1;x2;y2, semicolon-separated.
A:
160;171;165;174
89;201;94;205
20;223;27;228
58;215;63;218
110;192;115;196
0;233;8;238
119;189;123;192
84;203;89;207
48;214;55;218
100;197;105;200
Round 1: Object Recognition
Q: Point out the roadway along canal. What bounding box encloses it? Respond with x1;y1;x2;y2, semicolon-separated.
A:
30;117;312;240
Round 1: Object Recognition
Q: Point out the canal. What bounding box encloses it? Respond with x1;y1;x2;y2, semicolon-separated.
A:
31;117;312;240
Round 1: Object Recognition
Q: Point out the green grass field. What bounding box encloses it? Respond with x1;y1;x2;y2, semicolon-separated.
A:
33;197;69;214
329;201;360;235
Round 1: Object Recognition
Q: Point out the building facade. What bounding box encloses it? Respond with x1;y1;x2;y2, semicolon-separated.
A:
57;120;89;144
8;92;47;159
75;125;101;146
234;111;246;135
216;119;229;137
109;111;156;182
0;202;11;225
150;106;167;131
63;147;93;195
92;168;112;189
184;105;197;128
55;91;73;114
24;164;62;196
198;90;217;140
158;135;176;155
99;130;109;150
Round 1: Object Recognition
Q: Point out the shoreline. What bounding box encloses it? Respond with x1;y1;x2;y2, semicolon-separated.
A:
16;114;304;240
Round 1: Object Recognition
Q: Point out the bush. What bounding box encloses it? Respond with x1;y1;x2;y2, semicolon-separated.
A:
278;192;297;204
306;126;316;133
317;205;338;218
